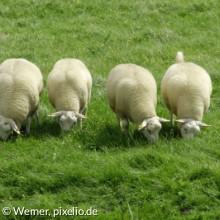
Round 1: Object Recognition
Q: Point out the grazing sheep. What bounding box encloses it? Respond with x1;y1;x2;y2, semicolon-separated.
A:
0;58;44;140
47;58;92;131
161;51;212;139
106;63;169;142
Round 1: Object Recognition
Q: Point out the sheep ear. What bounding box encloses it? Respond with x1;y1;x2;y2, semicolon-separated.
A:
138;120;147;131
10;120;20;134
75;113;87;119
176;119;187;124
48;111;64;118
158;117;170;122
196;122;211;127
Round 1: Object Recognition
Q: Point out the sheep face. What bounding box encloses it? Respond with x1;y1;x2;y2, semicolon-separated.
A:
59;112;78;132
139;117;169;142
176;119;210;139
48;111;87;132
0;116;20;140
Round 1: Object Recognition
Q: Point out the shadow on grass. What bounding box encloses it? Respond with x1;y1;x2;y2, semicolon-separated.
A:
0;120;61;143
80;124;132;151
159;122;181;140
82;124;148;151
3;119;182;145
67;121;183;151
17;119;62;139
32;120;62;137
81;123;179;151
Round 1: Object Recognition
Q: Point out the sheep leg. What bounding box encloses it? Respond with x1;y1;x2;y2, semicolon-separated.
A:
34;111;39;125
78;108;87;130
82;107;88;116
123;119;129;135
26;116;31;135
78;115;83;130
116;115;122;129
170;112;174;126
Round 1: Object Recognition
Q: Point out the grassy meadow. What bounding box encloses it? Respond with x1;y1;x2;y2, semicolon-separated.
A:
0;0;220;219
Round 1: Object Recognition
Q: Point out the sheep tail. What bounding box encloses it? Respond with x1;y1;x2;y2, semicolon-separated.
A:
176;51;184;63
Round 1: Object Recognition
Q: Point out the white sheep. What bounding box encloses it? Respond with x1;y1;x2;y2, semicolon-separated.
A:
106;63;169;142
47;58;92;131
161;51;212;139
0;58;44;140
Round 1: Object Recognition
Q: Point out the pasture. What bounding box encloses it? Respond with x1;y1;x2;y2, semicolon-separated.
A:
0;0;220;219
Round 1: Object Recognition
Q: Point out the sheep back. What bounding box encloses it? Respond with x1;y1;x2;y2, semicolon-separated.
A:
47;58;92;112
161;62;212;121
0;58;44;127
106;64;157;124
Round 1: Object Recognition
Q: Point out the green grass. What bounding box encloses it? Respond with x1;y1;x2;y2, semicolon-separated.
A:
0;0;220;219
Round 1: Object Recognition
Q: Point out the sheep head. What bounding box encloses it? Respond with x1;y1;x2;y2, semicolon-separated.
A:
138;116;169;142
176;119;210;139
48;111;87;132
0;115;20;140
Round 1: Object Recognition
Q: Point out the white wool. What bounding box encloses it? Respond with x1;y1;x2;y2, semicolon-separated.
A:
0;58;43;139
106;63;168;142
161;51;212;138
47;58;92;131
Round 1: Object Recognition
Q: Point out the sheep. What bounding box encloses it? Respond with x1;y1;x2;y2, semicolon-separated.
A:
47;58;92;132
0;58;44;140
106;63;169;142
161;51;212;139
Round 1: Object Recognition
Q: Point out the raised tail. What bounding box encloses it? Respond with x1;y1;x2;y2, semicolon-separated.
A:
176;51;184;63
